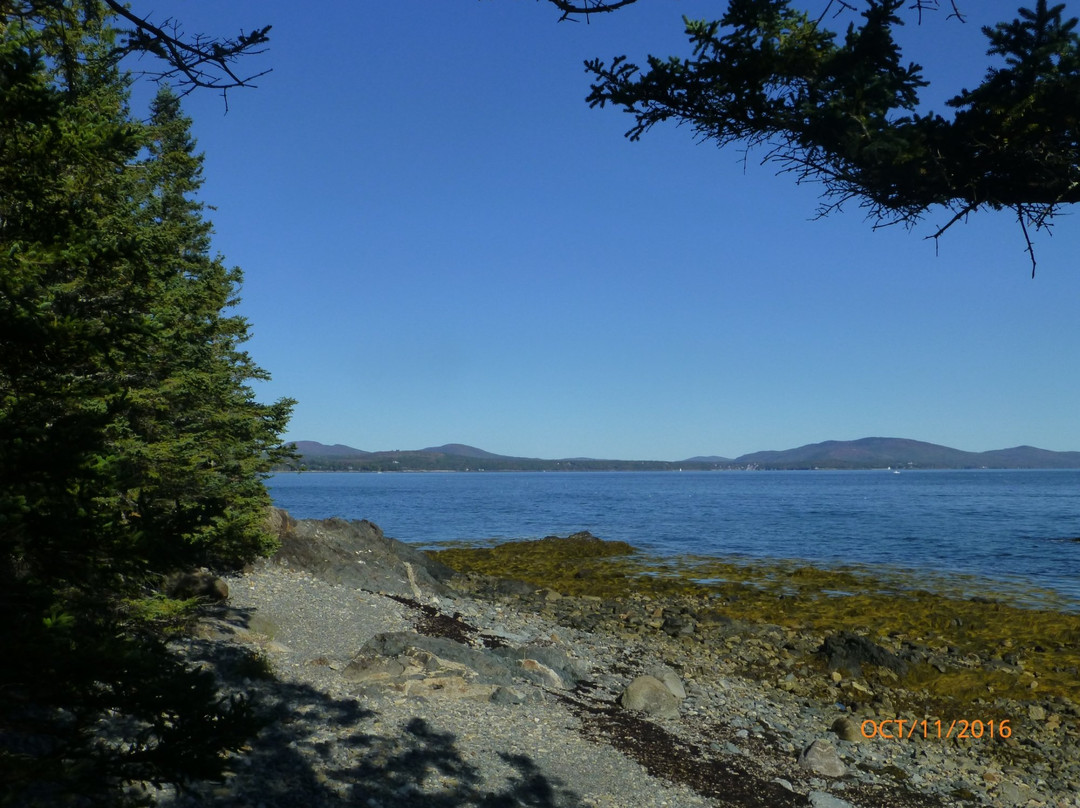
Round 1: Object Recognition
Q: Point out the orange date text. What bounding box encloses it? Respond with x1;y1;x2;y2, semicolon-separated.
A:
860;718;1011;740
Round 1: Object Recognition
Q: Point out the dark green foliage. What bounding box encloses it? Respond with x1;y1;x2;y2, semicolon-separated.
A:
111;85;296;571
0;6;294;587
585;0;1080;270
2;599;264;806
1;2;292;802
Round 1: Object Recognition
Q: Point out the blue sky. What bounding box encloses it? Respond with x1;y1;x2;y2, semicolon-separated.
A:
131;1;1080;460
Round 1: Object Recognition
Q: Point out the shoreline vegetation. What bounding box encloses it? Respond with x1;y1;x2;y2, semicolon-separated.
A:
284;438;1080;473
428;535;1080;712
427;533;1080;804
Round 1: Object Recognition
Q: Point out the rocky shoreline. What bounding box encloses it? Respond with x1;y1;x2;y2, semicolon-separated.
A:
154;513;1078;808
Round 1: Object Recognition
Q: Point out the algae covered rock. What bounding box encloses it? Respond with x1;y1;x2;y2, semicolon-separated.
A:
537;530;635;557
830;715;862;743
819;631;907;678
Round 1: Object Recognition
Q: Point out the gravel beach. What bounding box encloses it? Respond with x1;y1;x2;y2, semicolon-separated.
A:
148;515;1079;808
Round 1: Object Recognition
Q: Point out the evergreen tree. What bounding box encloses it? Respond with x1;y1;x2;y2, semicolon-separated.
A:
113;84;295;572
1;6;293;599
0;0;148;594
1;4;293;801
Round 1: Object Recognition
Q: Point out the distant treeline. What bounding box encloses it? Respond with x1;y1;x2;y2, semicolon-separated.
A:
281;452;729;473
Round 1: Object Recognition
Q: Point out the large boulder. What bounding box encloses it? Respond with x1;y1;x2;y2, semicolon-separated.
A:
267;510;455;598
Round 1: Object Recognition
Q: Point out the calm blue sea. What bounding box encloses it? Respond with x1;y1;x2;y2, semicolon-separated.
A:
267;470;1080;608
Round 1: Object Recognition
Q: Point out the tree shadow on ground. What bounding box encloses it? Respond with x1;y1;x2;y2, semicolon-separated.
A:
333;717;583;807
153;610;585;808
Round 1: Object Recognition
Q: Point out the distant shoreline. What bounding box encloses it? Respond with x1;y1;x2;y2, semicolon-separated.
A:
274;465;1080;473
286;436;1080;472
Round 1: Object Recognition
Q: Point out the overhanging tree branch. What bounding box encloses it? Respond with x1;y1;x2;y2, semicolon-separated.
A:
585;0;1079;272
543;0;641;22
100;0;271;96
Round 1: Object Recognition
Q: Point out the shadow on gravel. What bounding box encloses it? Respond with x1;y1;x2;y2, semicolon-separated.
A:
331;717;584;807
162;628;584;808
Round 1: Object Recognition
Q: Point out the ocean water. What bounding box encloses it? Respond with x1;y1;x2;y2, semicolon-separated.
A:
267;469;1080;608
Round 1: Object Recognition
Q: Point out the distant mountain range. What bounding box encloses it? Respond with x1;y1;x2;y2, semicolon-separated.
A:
285;437;1080;472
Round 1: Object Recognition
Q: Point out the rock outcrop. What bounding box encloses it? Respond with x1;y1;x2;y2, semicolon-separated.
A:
265;508;455;599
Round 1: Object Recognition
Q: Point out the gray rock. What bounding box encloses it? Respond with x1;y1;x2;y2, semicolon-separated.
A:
270;513;454;598
490;686;526;705
492;644;584;687
661;614;697;637
809;791;856;808
619;675;680;719
646;664;687;700
518;658;566;689
999;781;1030;805
342;655;408;682
494;578;537;596
358;631;514;684
798;739;847;778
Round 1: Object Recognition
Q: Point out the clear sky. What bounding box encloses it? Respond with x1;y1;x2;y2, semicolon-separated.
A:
129;1;1080;461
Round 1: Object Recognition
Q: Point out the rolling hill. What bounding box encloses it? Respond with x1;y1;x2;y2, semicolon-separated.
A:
285;438;1080;471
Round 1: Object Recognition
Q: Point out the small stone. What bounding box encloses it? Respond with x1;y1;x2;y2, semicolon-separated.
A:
799;739;847;778
999;782;1026;804
831;671;843;683
620;675;681;719
831;716;862;743
848;680;873;696
520;658;565;689
809;792;856;808
1028;704;1047;721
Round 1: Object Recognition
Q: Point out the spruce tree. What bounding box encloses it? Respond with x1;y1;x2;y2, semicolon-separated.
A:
114;85;295;572
0;1;148;594
1;4;293;800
